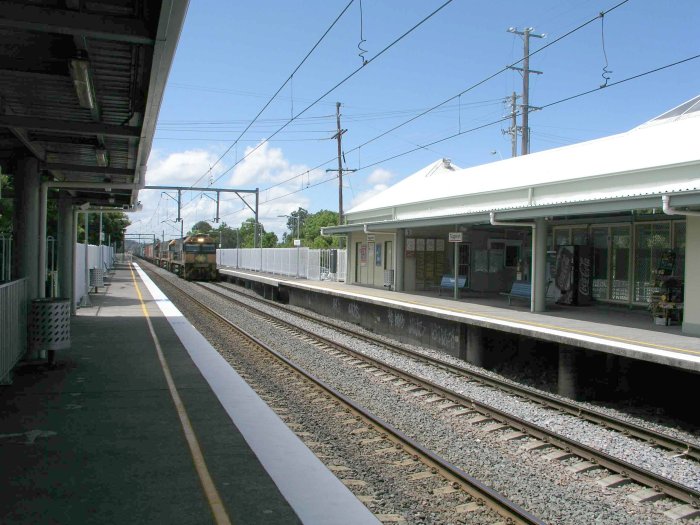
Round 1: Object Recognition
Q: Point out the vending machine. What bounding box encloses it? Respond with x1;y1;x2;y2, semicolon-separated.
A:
554;245;592;306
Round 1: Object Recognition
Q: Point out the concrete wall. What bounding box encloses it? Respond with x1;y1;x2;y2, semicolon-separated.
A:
288;287;462;358
683;215;700;335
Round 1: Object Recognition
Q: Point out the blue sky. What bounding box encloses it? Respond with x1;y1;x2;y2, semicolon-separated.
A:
128;0;700;240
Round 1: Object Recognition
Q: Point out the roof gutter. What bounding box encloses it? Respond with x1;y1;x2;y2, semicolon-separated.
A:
662;194;700;217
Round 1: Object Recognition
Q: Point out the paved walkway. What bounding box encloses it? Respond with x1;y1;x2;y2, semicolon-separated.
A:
0;264;378;525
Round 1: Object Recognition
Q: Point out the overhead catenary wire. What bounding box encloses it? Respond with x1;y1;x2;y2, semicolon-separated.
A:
214;52;700;221
224;0;632;202
205;0;456;188
189;0;357;188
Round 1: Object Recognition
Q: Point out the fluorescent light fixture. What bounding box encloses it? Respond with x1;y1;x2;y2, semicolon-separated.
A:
95;148;109;167
69;58;95;110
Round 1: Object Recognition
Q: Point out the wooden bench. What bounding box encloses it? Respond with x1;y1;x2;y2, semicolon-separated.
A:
438;275;468;296
501;281;531;305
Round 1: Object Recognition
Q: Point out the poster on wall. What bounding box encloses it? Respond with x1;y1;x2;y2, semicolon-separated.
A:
360;244;367;266
416;238;425;251
375;244;382;266
436;239;445;252
426;238;435;251
406;238;416;258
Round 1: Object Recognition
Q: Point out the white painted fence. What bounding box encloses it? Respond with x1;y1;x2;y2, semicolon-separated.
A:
75;244;115;307
0;278;28;383
217;248;346;282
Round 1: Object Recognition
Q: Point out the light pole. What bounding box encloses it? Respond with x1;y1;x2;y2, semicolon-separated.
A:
279;214;301;278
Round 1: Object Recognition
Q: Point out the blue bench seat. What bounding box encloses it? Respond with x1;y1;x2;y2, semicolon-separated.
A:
438;275;468;296
501;281;531;305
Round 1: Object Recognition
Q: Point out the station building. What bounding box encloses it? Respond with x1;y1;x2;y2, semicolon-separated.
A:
324;96;700;336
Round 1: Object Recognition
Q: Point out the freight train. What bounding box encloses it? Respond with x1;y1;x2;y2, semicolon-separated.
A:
142;234;218;281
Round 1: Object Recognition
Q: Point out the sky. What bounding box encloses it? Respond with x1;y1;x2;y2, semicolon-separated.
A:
127;0;700;241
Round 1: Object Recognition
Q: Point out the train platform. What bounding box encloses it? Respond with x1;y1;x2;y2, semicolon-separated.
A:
219;268;700;373
0;263;379;525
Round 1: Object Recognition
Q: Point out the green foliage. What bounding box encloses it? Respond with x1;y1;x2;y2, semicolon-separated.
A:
77;212;131;247
189;220;212;235
303;210;340;248
280;208;340;248
262;231;278;247
0;172;13;233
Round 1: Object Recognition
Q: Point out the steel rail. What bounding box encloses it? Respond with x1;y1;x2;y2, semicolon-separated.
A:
210;281;700;461
202;281;700;507
143;269;545;525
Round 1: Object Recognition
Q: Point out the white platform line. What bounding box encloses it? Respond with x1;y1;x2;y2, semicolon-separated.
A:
133;264;379;525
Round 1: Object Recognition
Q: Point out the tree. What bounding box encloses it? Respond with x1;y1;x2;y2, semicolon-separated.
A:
190;220;212;234
77;211;130;248
262;231;278;247
281;207;309;246
237;217;275;248
302;210;340;248
212;222;240;248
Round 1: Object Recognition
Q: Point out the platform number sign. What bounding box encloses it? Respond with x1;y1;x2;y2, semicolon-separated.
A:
448;232;463;243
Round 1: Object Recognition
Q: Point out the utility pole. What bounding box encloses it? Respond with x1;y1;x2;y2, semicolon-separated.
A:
504;91;519;158
326;102;356;227
507;27;544;155
334;102;344;223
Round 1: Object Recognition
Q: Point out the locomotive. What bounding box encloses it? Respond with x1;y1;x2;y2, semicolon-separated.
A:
142;234;218;281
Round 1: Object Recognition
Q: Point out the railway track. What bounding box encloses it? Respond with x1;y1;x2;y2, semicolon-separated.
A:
209;281;700;460
199;280;700;517
144;267;545;525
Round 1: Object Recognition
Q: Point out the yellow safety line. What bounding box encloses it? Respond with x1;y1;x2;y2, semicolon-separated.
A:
129;265;232;525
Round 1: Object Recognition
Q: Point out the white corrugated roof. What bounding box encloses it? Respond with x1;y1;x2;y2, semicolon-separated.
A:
346;96;700;220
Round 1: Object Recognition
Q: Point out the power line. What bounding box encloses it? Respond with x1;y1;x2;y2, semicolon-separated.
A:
189;0;356;188
218;52;700;218
205;0;456;188
344;0;630;157
223;0;632;202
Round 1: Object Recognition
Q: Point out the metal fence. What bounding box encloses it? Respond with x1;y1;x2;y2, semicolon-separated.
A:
217;248;346;282
75;244;115;307
0;278;28;384
0;233;11;283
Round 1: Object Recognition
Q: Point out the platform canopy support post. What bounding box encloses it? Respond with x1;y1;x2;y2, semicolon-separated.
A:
558;344;582;400
466;325;485;368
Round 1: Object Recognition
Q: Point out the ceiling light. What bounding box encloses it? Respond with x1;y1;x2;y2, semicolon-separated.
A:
70;58;95;110
96;148;109;167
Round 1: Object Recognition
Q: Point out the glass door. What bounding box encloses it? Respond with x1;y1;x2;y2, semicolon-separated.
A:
591;225;631;302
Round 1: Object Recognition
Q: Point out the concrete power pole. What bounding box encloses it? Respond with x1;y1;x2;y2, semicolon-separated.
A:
326;102;355;226
508;91;519;158
507;27;544;155
334;102;344;223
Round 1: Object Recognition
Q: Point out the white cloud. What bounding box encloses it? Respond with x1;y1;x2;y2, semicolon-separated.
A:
366;168;394;185
127;145;324;240
229;141;324;188
146;149;224;185
350;183;389;209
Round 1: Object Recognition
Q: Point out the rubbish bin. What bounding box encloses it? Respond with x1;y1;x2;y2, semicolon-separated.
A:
89;268;104;289
329;249;338;274
384;269;395;289
29;298;71;362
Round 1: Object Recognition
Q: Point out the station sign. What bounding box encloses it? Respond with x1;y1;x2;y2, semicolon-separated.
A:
366;234;375;242
448;232;463;243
